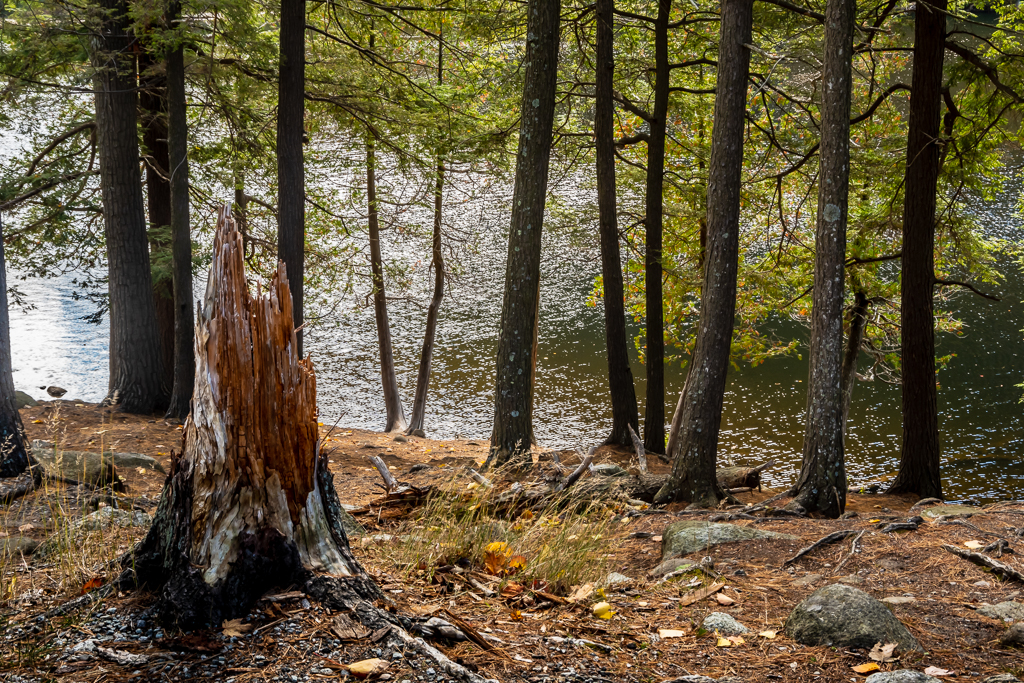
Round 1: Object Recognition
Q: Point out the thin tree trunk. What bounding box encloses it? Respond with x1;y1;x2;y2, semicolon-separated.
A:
367;139;407;433
0;215;29;477
278;0;305;357
486;0;561;469
165;3;194;421
789;0;855;518
841;290;869;437
406;36;446;436
642;0;671;456
655;0;753;507
139;49;175;396
889;0;947;499
92;0;166;414
596;0;639;448
406;160;444;435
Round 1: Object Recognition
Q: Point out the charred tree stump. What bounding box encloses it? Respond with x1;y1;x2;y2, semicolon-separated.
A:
130;207;382;626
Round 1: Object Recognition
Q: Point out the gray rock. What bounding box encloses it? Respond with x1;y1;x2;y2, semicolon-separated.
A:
14;391;38;409
838;574;866;585
32;440;167;475
864;671;940;683
661;521;798;559
999;622;1024;648
37;508;152;557
702;612;748;636
978;601;1024;622
605;572;631;586
980;675;1022;683
649;557;695;578
881;596;916;605
920;504;981;519
792;573;823;587
785;584;921;651
592;463;627;477
29;441;120;487
0;536;39;556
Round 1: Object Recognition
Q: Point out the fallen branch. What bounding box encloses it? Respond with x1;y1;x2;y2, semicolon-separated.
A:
627;424;647;474
467;468;492;488
981;539;1011;557
0;464;42;505
557;448;595;492
832;530;865;573
441;609;511;660
783;530;859;566
942;544;1024;583
367;455;398;493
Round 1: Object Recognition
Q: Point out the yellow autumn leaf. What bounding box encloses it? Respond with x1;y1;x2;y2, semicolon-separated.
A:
852;662;880;674
716;635;733;647
592;602;615;619
758;630;777;639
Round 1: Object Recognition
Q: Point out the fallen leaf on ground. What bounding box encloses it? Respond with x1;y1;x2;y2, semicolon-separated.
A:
727;635;745;645
852;662;880;674
566;583;594;603
923;667;953;676
964;540;984;549
510;609;523;621
716;593;735;606
680;581;726;606
348;658;389;678
592;601;615;619
658;629;686;638
758;630;777;639
81;577;104;595
221;618;253;638
869;642;898;663
331;613;371;641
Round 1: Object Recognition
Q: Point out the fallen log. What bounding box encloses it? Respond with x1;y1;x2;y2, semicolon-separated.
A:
717;459;775;490
942;544;1024;583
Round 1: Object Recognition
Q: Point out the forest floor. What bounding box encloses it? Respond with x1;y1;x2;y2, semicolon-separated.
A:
0;400;1022;683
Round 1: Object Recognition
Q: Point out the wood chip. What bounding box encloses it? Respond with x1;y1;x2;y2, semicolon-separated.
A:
680;581;726;606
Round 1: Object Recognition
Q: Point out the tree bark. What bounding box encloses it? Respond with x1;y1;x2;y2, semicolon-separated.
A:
165;3;195;421
486;0;561;469
654;0;753;507
789;0;855;518
642;0;671;456
596;0;639;448
139;49;175;397
130;207;379;626
841;290;869;436
889;0;947;500
92;0;166;414
277;0;305;357
0;216;30;477
367;139;408;433
406;38;446;436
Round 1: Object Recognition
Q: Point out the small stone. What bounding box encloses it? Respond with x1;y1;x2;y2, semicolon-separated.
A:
410;429;426;438
605;572;631;586
792;573;823;588
919;504;982;520
837;574;865;586
702;612;748;636
881;596;916;605
864;670;941;683
973;580;992;588
14;390;38;409
978;601;1024;622
999;622;1024;648
840;511;858;519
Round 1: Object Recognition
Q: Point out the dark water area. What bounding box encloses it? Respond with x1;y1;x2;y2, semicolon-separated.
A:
8;174;1024;504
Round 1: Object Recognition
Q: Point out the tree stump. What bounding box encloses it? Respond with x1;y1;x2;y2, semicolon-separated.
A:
130;207;379;626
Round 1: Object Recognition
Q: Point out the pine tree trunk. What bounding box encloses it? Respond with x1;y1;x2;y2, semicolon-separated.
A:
131;208;379;626
165;6;195;421
139;49;175;397
889;0;947;500
367;140;408;433
655;0;752;507
92;0;166;415
642;0;671;456
0;216;29;477
487;0;561;469
841;290;869;436
277;0;305;357
596;0;639;448
789;0;855;518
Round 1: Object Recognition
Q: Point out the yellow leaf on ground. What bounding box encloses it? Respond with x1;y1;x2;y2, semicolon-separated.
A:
964;540;984;549
348;658;389;678
592;602;615;619
222;618;253;638
758;630;777;639
716;635;732;647
658;629;686;638
852;662;880;674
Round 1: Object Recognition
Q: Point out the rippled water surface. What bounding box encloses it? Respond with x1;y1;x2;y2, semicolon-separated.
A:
8;172;1024;504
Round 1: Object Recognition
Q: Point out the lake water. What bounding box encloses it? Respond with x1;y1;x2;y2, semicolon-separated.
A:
7;170;1024;504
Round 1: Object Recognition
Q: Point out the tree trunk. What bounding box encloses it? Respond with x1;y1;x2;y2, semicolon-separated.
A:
92;0;166;414
788;0;855;518
131;207;378;625
165;5;195;421
486;0;561;469
277;0;305;357
596;0;639;448
406;38;446;436
139;49;175;397
367;140;408;433
0;216;30;477
642;0;671;456
889;0;947;500
841;290;869;437
654;0;753;507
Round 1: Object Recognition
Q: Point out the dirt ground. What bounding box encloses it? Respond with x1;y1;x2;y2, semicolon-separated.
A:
2;401;1023;682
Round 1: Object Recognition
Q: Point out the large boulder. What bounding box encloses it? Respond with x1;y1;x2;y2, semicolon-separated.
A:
978;601;1024;623
29;441;121;488
864;672;940;683
0;536;40;556
662;521;798;560
785;584;921;651
31;440;166;476
14;391;38;409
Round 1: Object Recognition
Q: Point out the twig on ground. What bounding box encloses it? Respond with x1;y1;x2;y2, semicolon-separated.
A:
627;425;647;475
942;544;1024;583
784;530;859;567
833;529;865;574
